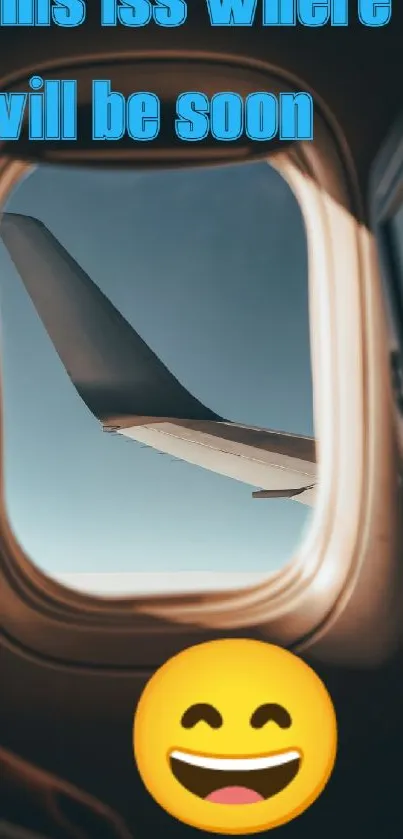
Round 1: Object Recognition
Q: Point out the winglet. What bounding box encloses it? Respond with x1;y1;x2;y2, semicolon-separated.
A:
0;213;223;424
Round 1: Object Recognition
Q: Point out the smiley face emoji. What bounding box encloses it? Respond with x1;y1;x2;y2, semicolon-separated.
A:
133;639;337;834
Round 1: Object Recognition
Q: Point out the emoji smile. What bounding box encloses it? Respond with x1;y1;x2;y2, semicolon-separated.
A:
169;749;301;805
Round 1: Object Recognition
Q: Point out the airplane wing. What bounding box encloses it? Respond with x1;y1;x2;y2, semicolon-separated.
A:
0;212;316;505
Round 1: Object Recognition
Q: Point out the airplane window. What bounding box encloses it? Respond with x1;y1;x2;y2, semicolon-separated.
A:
0;161;314;596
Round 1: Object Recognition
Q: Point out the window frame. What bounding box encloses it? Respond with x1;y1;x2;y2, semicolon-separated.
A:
1;58;401;670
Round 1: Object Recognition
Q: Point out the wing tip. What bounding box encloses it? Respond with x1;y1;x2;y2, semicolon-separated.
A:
1;212;44;233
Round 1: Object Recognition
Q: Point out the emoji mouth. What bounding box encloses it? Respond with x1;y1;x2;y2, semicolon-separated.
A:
169;749;301;805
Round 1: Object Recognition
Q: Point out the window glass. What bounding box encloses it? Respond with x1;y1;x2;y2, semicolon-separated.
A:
0;161;313;595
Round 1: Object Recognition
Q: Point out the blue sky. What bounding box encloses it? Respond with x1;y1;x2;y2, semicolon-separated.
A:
0;160;313;591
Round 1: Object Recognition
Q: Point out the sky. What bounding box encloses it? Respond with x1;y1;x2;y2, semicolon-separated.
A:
0;159;313;594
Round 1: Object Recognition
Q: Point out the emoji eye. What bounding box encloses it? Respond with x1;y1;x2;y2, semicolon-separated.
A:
181;703;223;729
250;703;292;729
